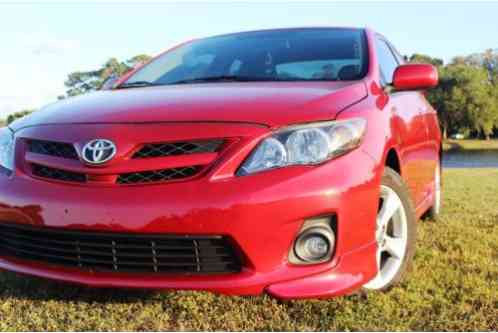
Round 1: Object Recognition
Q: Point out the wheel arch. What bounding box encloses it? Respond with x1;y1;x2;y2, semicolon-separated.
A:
384;147;402;176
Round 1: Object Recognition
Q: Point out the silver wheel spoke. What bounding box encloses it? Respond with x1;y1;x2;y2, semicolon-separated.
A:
377;189;401;227
383;235;405;259
375;247;382;269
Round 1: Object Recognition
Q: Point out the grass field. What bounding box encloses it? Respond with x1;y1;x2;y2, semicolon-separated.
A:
0;169;497;331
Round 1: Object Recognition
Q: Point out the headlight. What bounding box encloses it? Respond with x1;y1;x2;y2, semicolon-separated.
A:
238;118;366;175
0;127;15;174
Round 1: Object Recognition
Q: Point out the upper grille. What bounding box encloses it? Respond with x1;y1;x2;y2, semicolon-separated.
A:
133;140;223;159
0;223;242;274
25;138;224;185
117;166;200;185
28;139;78;160
32;163;87;183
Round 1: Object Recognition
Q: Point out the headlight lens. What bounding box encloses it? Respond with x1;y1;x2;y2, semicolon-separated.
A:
286;128;330;164
239;118;366;175
0;127;15;174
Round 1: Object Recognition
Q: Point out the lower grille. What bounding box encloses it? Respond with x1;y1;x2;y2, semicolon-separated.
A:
32;164;87;183
0;223;242;274
30;164;201;185
117;166;200;184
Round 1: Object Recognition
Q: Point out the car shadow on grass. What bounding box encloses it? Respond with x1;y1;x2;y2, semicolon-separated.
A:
0;271;160;303
0;269;371;306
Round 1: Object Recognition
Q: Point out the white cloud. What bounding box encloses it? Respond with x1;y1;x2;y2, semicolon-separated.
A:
31;38;80;56
14;30;81;56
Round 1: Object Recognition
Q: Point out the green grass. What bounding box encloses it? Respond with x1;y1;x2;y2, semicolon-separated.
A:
0;169;497;331
443;139;498;152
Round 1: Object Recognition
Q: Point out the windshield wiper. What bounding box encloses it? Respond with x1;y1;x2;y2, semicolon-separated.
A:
117;76;333;89
168;75;275;85
116;81;158;89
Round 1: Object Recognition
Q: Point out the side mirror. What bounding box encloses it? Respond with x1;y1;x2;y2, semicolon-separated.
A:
393;64;438;91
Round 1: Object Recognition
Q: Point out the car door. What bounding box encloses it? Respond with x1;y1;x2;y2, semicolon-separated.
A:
419;96;441;197
375;36;431;207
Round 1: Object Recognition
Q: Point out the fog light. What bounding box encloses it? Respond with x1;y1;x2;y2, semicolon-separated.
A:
304;235;329;258
294;227;334;263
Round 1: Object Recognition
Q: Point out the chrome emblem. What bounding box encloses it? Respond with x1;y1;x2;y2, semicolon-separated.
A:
82;139;117;165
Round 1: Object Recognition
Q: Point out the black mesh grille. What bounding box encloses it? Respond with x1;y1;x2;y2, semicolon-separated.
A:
32;164;86;183
0;223;242;274
133;140;223;159
28;139;78;160
117;166;200;184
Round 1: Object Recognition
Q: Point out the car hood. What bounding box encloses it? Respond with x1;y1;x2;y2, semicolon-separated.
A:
10;81;367;131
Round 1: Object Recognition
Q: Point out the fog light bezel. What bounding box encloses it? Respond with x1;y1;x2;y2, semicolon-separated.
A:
289;216;336;265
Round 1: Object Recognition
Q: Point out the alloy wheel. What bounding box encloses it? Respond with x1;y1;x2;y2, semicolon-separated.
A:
363;185;408;290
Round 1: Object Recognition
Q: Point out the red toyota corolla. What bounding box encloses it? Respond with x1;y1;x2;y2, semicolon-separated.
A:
0;27;441;299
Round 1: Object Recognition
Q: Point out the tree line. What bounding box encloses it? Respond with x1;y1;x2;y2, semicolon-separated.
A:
5;50;498;139
411;50;498;139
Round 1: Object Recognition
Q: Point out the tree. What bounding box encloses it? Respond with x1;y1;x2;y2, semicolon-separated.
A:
462;49;498;83
409;53;444;67
409;50;498;139
6;110;35;125
61;54;152;98
429;64;498;139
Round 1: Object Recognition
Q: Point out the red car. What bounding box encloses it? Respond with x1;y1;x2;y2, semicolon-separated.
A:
0;27;440;299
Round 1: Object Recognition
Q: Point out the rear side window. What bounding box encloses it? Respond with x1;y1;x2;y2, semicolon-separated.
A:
375;38;399;85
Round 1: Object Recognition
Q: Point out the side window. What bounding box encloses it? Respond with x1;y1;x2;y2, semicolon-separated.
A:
375;38;399;85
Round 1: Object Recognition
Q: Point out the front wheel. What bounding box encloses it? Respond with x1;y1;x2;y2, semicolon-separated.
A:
363;167;417;291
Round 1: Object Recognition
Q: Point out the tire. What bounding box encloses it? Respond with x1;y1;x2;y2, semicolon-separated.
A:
363;167;417;291
425;163;442;221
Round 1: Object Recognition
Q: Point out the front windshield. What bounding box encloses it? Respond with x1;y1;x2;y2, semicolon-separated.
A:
120;28;368;87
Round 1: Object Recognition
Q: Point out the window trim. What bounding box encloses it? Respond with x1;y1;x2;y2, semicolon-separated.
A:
387;42;406;65
375;35;400;87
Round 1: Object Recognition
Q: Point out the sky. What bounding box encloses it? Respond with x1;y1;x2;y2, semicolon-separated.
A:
0;1;497;118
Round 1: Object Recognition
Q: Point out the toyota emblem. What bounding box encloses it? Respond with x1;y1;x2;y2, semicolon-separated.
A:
82;139;117;165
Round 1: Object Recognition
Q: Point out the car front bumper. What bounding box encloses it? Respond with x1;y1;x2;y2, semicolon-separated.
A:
0;147;380;299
